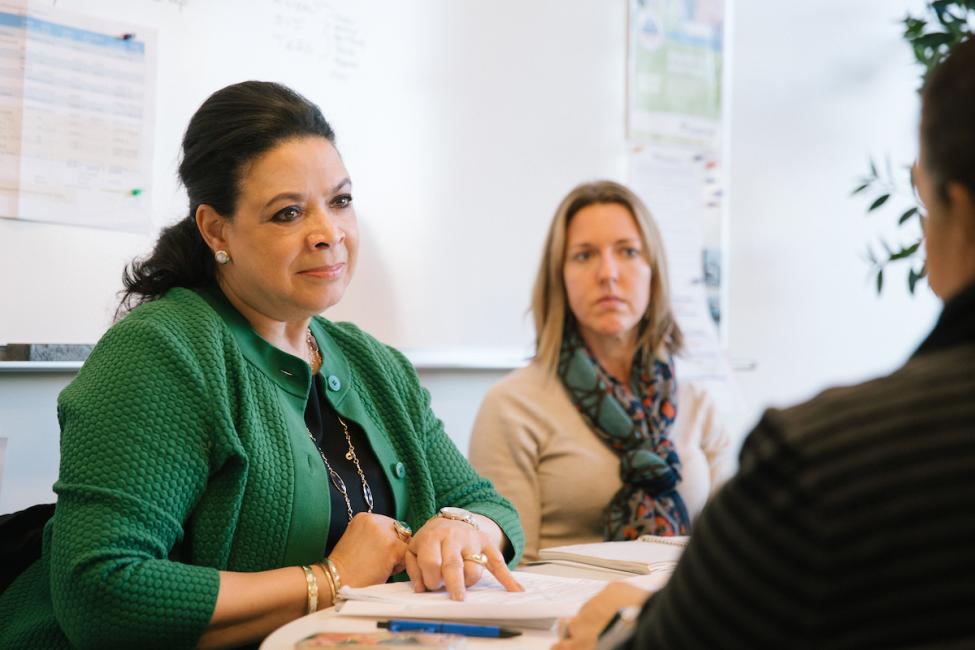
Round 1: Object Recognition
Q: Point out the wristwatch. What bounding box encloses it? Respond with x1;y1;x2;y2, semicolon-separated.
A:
437;506;479;530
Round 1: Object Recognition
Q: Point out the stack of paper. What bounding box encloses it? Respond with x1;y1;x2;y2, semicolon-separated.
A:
534;536;688;575
336;571;607;630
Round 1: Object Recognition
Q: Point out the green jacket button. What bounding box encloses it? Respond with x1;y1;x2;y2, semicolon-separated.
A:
394;462;406;478
327;375;342;391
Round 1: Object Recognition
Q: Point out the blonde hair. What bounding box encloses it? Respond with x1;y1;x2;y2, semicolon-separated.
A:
531;180;684;374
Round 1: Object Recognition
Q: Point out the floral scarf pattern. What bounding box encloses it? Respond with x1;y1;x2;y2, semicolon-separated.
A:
558;329;690;539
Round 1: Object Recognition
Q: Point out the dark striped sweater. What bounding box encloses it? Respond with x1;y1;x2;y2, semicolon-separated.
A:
623;283;975;649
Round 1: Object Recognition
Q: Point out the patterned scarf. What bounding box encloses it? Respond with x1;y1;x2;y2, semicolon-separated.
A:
558;328;690;540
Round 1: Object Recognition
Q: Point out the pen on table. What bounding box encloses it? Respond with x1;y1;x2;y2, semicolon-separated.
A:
595;606;641;650
378;619;522;638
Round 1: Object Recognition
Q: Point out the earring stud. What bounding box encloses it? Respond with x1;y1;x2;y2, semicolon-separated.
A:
215;250;231;265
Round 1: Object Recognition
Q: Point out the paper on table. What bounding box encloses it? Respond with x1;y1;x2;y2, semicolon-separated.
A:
335;571;607;630
535;537;688;575
621;571;673;593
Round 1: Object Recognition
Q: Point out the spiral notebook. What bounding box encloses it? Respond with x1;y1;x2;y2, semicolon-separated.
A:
533;535;689;575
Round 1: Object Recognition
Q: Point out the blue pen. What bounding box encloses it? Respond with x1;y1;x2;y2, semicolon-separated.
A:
378;619;522;638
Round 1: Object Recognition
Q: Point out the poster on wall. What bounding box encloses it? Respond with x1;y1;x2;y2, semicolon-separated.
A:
0;0;155;231
627;0;724;148
626;0;739;416
627;0;725;331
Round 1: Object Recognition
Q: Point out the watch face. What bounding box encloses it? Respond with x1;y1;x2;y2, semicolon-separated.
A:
439;506;478;530
439;507;470;519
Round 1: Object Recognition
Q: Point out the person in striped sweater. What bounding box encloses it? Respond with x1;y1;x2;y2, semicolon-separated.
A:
557;34;975;650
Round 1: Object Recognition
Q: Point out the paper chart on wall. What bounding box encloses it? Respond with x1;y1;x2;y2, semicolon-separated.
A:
628;144;742;422
0;0;155;231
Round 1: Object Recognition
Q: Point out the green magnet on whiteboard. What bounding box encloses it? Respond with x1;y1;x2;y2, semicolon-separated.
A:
130;188;143;196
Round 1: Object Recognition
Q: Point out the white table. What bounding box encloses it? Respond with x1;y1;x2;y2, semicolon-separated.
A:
261;611;558;649
260;563;634;649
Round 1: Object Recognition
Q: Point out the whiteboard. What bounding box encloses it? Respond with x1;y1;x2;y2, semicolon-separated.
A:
0;0;628;362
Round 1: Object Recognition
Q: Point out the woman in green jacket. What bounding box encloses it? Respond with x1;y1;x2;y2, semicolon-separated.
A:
0;81;524;649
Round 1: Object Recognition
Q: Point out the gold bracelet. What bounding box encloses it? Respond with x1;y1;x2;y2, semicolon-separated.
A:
300;565;318;615
322;557;344;601
318;561;337;605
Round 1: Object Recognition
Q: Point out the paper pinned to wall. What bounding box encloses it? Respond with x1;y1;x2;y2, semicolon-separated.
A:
0;0;155;231
628;144;743;429
628;145;725;362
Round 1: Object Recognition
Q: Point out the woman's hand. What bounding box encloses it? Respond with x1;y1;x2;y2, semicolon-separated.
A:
553;582;651;650
404;513;522;601
327;513;410;589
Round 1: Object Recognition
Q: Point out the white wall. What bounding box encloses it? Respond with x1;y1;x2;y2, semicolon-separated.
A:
0;372;70;512
0;367;503;513
0;0;948;513
726;0;939;427
0;0;628;354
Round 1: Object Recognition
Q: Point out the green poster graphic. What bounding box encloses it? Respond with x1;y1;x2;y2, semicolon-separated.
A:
628;0;724;144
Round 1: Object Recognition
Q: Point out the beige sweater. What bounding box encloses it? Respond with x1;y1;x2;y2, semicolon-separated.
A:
469;361;735;563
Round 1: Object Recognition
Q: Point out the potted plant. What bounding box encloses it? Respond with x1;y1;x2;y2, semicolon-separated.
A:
854;0;974;294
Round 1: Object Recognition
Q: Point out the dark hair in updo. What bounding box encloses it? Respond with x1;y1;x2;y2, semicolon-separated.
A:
920;36;975;202
117;81;335;317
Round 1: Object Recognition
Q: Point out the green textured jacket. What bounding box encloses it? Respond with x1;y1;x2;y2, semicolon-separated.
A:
0;287;524;649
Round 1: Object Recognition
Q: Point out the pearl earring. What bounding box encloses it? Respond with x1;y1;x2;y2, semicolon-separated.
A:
215;250;231;265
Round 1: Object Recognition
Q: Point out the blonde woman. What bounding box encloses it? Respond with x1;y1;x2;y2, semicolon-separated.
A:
469;180;734;562
558;39;975;649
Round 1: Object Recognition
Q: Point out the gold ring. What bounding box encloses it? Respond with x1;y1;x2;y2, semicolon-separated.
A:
462;552;488;566
393;520;412;542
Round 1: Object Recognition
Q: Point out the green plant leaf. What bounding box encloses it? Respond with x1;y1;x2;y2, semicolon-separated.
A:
932;0;952;22
913;43;929;65
858;2;974;297
903;16;926;38
907;264;927;294
915;31;953;49
898;206;920;224
869;194;891;211
888;241;921;261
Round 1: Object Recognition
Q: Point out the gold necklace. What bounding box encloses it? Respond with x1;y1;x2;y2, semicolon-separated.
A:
306;329;322;372
303;330;374;521
307;419;375;521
